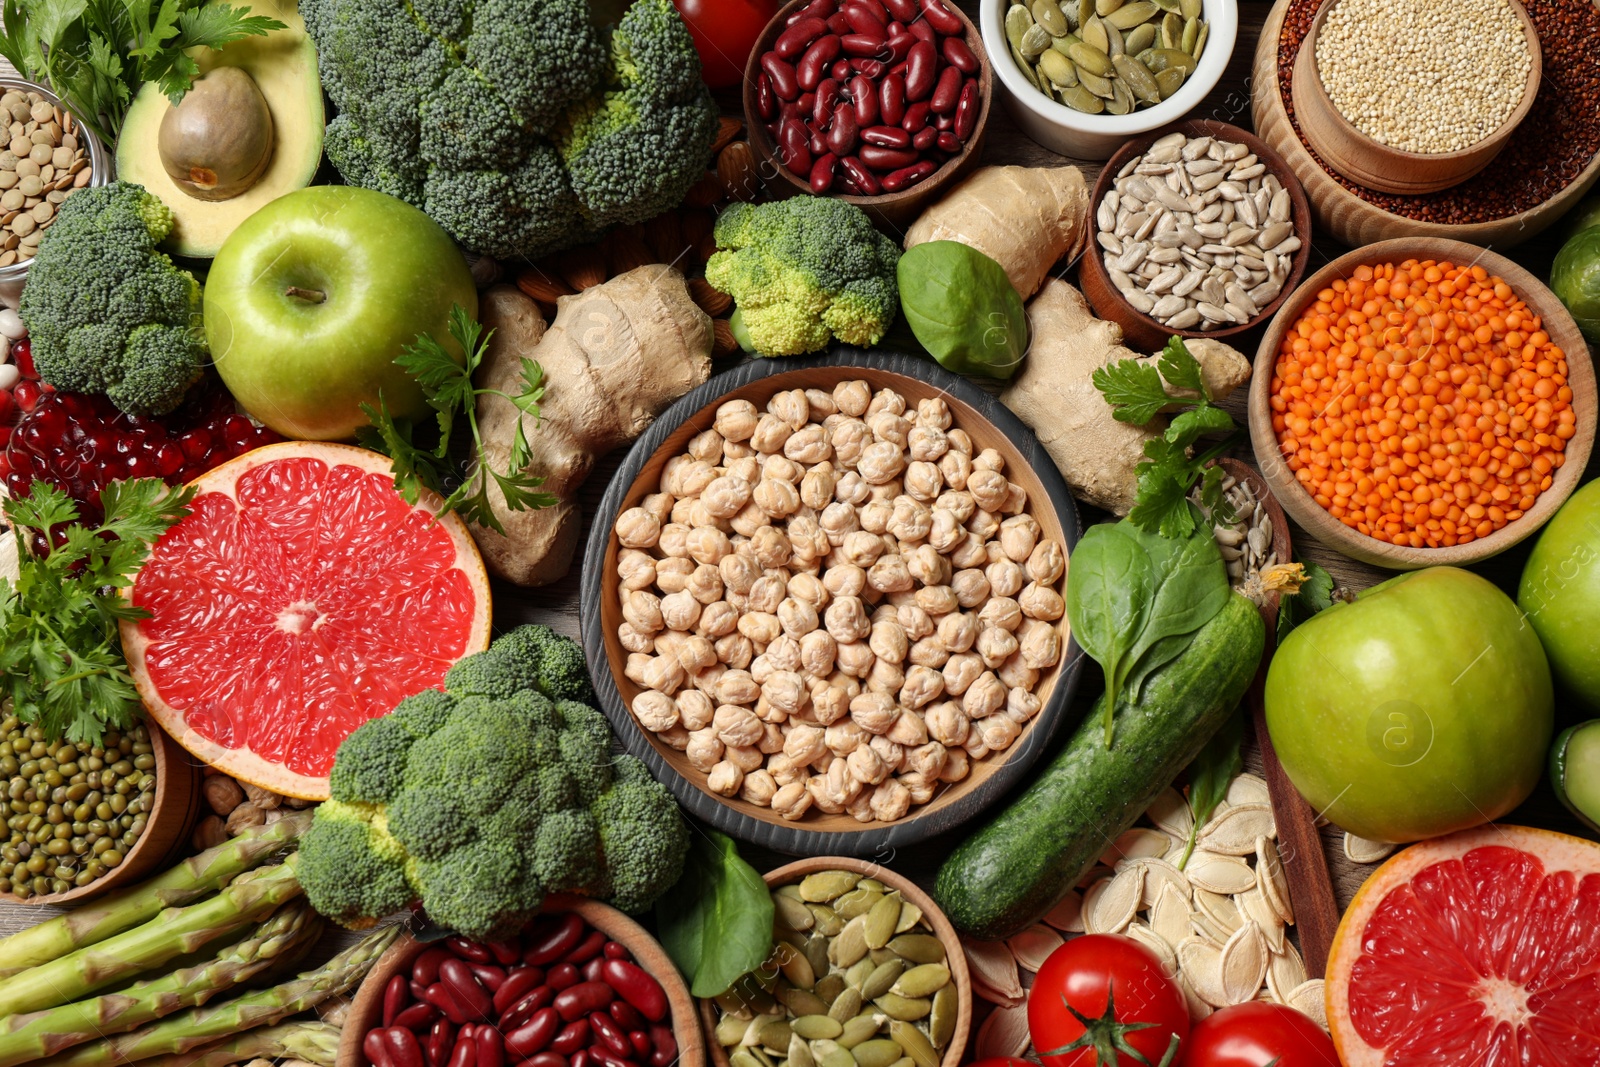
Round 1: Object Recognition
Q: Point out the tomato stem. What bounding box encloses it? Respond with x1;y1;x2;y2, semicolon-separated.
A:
1041;986;1182;1067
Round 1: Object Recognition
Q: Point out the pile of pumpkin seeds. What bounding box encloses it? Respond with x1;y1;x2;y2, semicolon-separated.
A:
711;870;955;1067
1003;0;1209;115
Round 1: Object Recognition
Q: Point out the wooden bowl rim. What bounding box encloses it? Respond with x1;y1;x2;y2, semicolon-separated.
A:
696;856;972;1067
1293;0;1542;166
1079;118;1315;345
1247;236;1598;570
579;349;1085;856
0;719;202;907
335;899;707;1067
741;0;993;214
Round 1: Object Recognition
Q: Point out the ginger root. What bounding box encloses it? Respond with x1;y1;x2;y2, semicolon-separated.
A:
1001;279;1251;514
470;266;713;586
903;165;1090;300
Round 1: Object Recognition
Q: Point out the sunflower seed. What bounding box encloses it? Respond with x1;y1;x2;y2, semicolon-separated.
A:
1344;833;1396;864
1219;923;1269;1005
1005;925;1064;973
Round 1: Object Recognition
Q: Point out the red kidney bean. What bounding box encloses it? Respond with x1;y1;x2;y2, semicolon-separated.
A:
609;1001;646;1031
808;128;827;156
900;100;930;132
648;1025;676;1067
582;958;606;984
600;960;668;1024
367;1030;398;1067
825;11;850;33
469;963;507;993
571;1050;591;1067
495;969;546;1016
554;981;615;1022
775;16;827;58
933;110;953;130
440;960;493;1019
954;79;978;140
841;33;887;57
396;1003;440;1032
904;39;937;101
930;66;961;112
884;0;916;20
831;57;853;80
416;948;454;988
814;78;840;125
500;987;555;1032
476;1026;506;1067
487;940;522;966
628;1032;652;1058
862;125;911;148
810;152;838;193
552;1019;592;1056
827;102;859;155
906;17;935;42
412;979;432;1003
779;118;813;176
842;1;884;36
919;0;963;35
524;1055;570;1067
788;0;832;23
760;53;799;100
447;1030;477;1067
881;160;937;191
798;89;816;113
941;34;977;73
447;938;494;964
798;35;840;90
385;974;410;1028
858;0;890;21
885;31;913;62
777;99;802;127
423;983;471;1025
879;73;906;125
526;916;585;967
756;72;776;120
587;1046;632;1067
912;126;937;150
547;965;581;992
839;177;866;194
840;155;882;193
387;1028;427;1067
850;58;886;78
507;1008;562;1059
588;1011;631;1058
426;1019;456;1067
936;130;961;153
849;74;879;124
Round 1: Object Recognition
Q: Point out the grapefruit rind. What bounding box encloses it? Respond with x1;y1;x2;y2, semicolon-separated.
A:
1327;823;1600;1067
120;442;492;800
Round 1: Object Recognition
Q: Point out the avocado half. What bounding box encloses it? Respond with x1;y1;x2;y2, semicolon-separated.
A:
116;0;323;258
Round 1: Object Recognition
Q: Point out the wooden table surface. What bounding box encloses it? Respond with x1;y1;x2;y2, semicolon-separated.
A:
0;0;1592;1015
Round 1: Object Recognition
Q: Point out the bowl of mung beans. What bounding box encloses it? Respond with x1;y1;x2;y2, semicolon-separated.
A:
1247;237;1597;570
1291;0;1542;196
0;714;203;904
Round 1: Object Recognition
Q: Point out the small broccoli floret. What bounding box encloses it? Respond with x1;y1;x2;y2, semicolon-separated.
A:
592;756;689;914
444;625;595;703
19;182;207;415
327;714;417;804
704;197;901;357
410;841;538;943
296;802;415;929
533;809;608;896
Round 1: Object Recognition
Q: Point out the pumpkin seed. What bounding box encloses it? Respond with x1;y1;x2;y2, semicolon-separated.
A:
1113;54;1162;103
929;986;957;1049
1062;83;1106;112
1042;889;1084;933
888;1022;939;1067
1122;856;1192;906
1106;0;1157;27
1198;804;1276;856
790;1034;817;1067
891;963;951;999
888;934;945;965
1149;881;1192;950
850;1039;901;1067
718;1016;754;1045
831;915;871;968
1143;47;1197;73
1004;925;1063;973
1192;888;1243;934
1005;4;1033;51
830;987;864;1023
761;1019;795;1052
732;1050;766;1067
1237;886;1286;954
895;903;924;934
1187;853;1257;895
1079;66;1116;98
1256;837;1294;924
777;894;816;932
962;936;1024;1001
838;1015;883;1050
1096;0;1123;12
1090;864;1143;933
1176;936;1229;1007
1344;833;1396;864
1192;20;1208;58
872;993;930;1022
865;894;903;949
860;960;905;999
1038;48;1077;86
814;1042;856;1067
802;871;860;902
1176;970;1213;1022
1160;10;1181;48
1181;14;1199;53
975;1001;1031;1060
1226;774;1270;806
1154;65;1187;99
1123;22;1157;55
844;958;876;989
1067;39;1116;77
781;988;831;1017
1285;980;1327;1029
1020;22;1052;57
835;888;884;920
1218;922;1268;1005
1146;787;1194;838
1032;0;1069;34
1180;0;1201;16
817;974;846;1005
794;1016;845;1041
779;941;818;989
869;948;898;968
810;905;845;937
1267;938;1307;1000
1125;922;1179;976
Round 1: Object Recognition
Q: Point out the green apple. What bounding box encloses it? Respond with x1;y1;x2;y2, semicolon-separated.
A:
1520;479;1600;706
204;185;477;440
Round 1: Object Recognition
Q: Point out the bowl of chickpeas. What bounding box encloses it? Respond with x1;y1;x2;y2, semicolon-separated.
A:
579;350;1085;856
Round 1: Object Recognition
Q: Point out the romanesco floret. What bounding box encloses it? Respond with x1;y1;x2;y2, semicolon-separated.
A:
298;0;717;259
704;197;902;357
300;626;687;940
17;182;207;415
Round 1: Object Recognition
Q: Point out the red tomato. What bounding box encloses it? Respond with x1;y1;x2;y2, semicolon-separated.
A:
672;0;778;88
966;1061;1032;1067
1184;1003;1339;1067
1027;934;1189;1067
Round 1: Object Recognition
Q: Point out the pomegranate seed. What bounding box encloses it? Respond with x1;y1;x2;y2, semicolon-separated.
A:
153;442;184;476
13;339;33;379
178;429;211;460
0;391;14;425
13;380;40;413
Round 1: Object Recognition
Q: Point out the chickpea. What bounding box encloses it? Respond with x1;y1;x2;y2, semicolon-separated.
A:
834;379;871;416
805;388;838;418
750;413;793;454
771;782;813;820
788;515;828;563
707;761;744;796
966;508;1002;542
632;691;680;732
640;492;676;525
936;612;979;654
847;744;889;786
692;662;728;695
868;619;909;664
904;739;948;781
681;564;721;605
767;753;808;787
797;630;836;678
654;557;695;595
868;387;906;417
840;530;884;568
659;522;692;558
714;633;754;670
912;396;949;429
786;571;829;610
946;427;974;455
905;543;951;587
825;597;871;643
833;470;871;505
940;747;970;783
969;447;1003;473
1020;582;1066;621
975;713;1022;754
777;597;820;639
783;724;828;766
857;441;906;485
614;507;661;549
963;671;1007;718
814;685;851;725
1028;539;1066;585
719;553;761;596
738;611;781;647
887;497;932;543
867;411;911;449
825;719;866;756
899;771;938;805
712;702;764;747
908;422;950;461
830;419;871;470
624;652;652;686
642;653;686;695
723;438;755;460
695;601;738;640
669;458;718;498
769;387;810;430
942;651;984;696
677;690;715;731
1017;617;1062;669
926;700;970;746
617;621;654;654
996;652;1039;691
762;671;810;717
867;554;913;594
765;634;802;672
688;499;733;532
800;465;837;510
999;515;1040;562
949;568;991;609
900;664;945;710
715;399;759;441
685;729;724;771
700;475;752;519
748;526;791;570
979;596;1023;632
984;539;1007;566
976;625;1020;670
676;635;718;673
784;425;832;465
894;603;933;641
907;636;950;669
822;563;867;599
687;526;733;566
660;590;702;632
848;691;899;735
618;549;657;592
623;591;664;635
835;640;875;678
753;477;801;518
747;574;787;614
938;449;972;491
865;657;905;696
986;558;1025;599
1006;686;1043;724
950;532;988;570
715;670;761;707
903;461;943;502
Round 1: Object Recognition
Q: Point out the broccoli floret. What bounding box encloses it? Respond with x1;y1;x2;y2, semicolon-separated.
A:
704;197;902;357
300;627;690;940
300;0;716;259
19;182;207;415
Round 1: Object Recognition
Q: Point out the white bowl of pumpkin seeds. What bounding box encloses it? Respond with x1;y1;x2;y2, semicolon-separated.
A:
981;0;1238;159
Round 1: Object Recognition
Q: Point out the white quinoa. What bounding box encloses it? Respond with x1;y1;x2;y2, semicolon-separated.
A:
1314;0;1533;154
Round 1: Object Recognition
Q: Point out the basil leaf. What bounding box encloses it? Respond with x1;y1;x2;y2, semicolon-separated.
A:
1177;711;1245;868
655;829;773;997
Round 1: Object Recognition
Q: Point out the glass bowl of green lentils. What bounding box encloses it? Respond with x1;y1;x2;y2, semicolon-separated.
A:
0;713;203;903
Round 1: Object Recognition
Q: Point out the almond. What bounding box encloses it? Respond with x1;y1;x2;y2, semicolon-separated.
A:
711;318;739;358
717;142;761;202
557;245;608;291
605;224;657;276
688;277;733;317
684;170;724;208
711;115;745;156
515;269;573;308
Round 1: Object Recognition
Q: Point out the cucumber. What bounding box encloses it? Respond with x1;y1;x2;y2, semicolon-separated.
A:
934;593;1264;940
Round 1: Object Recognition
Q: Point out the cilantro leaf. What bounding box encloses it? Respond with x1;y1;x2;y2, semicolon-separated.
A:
1166;403;1236;451
1091;359;1169;426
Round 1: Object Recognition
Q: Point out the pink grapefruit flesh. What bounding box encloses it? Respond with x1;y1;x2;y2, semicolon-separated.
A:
121;442;492;799
1327;824;1600;1067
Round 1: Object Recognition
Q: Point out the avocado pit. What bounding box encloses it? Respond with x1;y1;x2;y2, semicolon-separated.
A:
158;66;275;202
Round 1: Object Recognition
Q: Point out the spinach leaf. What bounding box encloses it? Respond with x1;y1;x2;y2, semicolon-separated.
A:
1177;711;1245;869
655;829;773;997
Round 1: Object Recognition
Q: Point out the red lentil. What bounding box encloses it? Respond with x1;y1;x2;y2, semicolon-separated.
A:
1269;259;1575;548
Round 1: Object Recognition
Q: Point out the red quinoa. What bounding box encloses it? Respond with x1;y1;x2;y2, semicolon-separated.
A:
1277;0;1600;223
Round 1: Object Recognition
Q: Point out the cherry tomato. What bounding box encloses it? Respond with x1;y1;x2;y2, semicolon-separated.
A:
966;1060;1032;1067
1184;1003;1339;1067
673;0;779;88
1027;934;1189;1067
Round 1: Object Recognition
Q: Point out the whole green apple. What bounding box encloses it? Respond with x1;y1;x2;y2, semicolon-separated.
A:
204;185;477;440
1265;567;1552;843
1519;479;1600;706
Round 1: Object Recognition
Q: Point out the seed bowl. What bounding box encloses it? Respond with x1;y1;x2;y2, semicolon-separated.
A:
1077;119;1313;352
697;857;972;1067
579;349;1084;857
1247;237;1598;570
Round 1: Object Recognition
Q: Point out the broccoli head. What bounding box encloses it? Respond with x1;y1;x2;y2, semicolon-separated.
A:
704;197;902;357
299;0;717;259
300;626;687;941
18;182;207;415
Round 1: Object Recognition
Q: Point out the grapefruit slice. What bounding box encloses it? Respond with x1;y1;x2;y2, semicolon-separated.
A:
121;442;492;799
1327;824;1600;1067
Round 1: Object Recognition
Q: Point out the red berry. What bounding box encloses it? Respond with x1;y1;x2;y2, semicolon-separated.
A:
13;339;33;379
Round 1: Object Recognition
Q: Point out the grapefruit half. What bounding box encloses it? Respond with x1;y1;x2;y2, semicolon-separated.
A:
1327;824;1600;1066
121;442;492;799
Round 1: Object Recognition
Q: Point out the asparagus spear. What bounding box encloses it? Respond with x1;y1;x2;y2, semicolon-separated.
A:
0;811;313;980
36;925;401;1067
131;1020;342;1067
0;857;303;1017
0;899;323;1067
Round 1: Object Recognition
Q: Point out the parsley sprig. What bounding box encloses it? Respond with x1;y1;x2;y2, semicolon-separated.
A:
1093;337;1243;539
360;304;556;536
0;478;195;746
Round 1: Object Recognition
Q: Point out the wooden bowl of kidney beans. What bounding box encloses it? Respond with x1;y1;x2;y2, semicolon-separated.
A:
340;897;705;1067
742;0;993;228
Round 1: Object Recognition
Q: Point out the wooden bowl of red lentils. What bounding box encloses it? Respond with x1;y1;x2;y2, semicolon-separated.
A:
1247;236;1596;570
